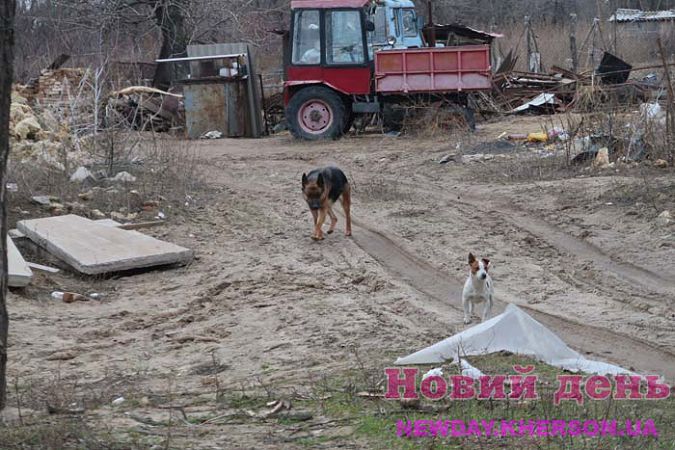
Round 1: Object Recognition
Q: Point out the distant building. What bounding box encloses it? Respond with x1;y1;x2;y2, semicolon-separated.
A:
608;8;674;52
609;8;674;34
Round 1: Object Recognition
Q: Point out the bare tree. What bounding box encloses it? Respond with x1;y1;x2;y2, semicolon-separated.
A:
0;0;16;412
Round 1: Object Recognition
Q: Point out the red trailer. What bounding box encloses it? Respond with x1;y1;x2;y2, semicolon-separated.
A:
284;0;494;140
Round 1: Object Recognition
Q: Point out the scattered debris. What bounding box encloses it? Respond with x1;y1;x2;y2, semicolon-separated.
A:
31;195;53;206
593;147;610;168
27;262;60;274
51;291;88;303
527;132;548;143
640;102;663;120
512;93;559;114
355;391;385;399
112;397;125;406
439;153;458;164
657;211;672;226
596;52;632;85
17;214;193;275
112;171;137;183
654;159;669;168
6;182;18;192
201;130;223;139
47;403;85;415
70;166;94;183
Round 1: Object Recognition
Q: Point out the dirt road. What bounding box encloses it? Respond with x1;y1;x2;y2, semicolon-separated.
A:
4;120;675;447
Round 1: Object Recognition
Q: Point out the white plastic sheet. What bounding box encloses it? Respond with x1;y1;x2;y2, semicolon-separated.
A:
396;304;634;377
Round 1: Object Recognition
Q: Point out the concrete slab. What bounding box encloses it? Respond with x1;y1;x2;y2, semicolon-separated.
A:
17;214;193;275
8;237;33;287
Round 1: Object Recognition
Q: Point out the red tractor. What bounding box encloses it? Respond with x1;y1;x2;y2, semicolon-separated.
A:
284;0;495;140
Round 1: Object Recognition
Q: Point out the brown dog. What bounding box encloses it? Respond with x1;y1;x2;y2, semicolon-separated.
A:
301;166;352;240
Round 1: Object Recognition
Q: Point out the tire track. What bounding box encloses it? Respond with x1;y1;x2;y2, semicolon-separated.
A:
415;179;675;298
349;217;675;382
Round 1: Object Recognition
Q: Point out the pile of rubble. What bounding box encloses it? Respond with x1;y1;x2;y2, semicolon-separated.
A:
492;52;663;114
9;88;80;171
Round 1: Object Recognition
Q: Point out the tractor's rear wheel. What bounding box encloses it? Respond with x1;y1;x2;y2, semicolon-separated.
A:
287;86;346;140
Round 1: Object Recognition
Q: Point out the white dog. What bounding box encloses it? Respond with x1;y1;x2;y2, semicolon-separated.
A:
462;253;493;324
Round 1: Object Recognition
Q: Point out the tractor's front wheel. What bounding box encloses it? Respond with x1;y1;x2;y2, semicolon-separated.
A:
287;86;346;140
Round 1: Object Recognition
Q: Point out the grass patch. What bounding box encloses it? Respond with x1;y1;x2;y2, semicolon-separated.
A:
298;354;675;450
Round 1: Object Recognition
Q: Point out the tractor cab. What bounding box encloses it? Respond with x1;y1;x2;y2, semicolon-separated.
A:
367;0;424;51
290;1;371;68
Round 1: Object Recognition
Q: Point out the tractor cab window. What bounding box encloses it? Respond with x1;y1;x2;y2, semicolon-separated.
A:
326;10;365;65
292;10;321;65
370;6;388;45
402;9;417;37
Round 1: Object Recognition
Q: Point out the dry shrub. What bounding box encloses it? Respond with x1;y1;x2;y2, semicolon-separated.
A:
497;19;674;73
392;99;474;137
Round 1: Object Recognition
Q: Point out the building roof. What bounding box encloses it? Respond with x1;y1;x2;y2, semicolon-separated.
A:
609;8;675;22
291;0;370;9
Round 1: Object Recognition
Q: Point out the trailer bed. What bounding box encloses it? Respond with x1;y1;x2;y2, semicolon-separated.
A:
375;45;492;94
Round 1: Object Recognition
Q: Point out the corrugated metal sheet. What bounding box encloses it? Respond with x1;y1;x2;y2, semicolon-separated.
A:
609;8;675;23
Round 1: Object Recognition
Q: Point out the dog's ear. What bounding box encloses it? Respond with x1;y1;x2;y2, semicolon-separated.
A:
482;258;490;271
302;173;308;187
317;173;324;188
468;253;476;264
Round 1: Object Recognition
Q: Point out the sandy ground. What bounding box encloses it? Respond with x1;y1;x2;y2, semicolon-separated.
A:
2;114;674;448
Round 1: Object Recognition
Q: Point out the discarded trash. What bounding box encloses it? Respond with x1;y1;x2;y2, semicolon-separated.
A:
593;147;610;168
63;292;86;303
27;262;60;274
6;182;18;192
640;103;662;120
597;52;632;85
512;93;559;114
52;291;86;303
112;171;136;183
507;133;528;140
31;195;52;206
654;159;669;168
201;130;223;139
89;293;104;300
657;211;672;226
112;397;125;406
423;367;443;380
439;154;458;164
547;127;569;141
527;132;548;143
396;304;635;376
70;166;93;183
156;211;166;220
